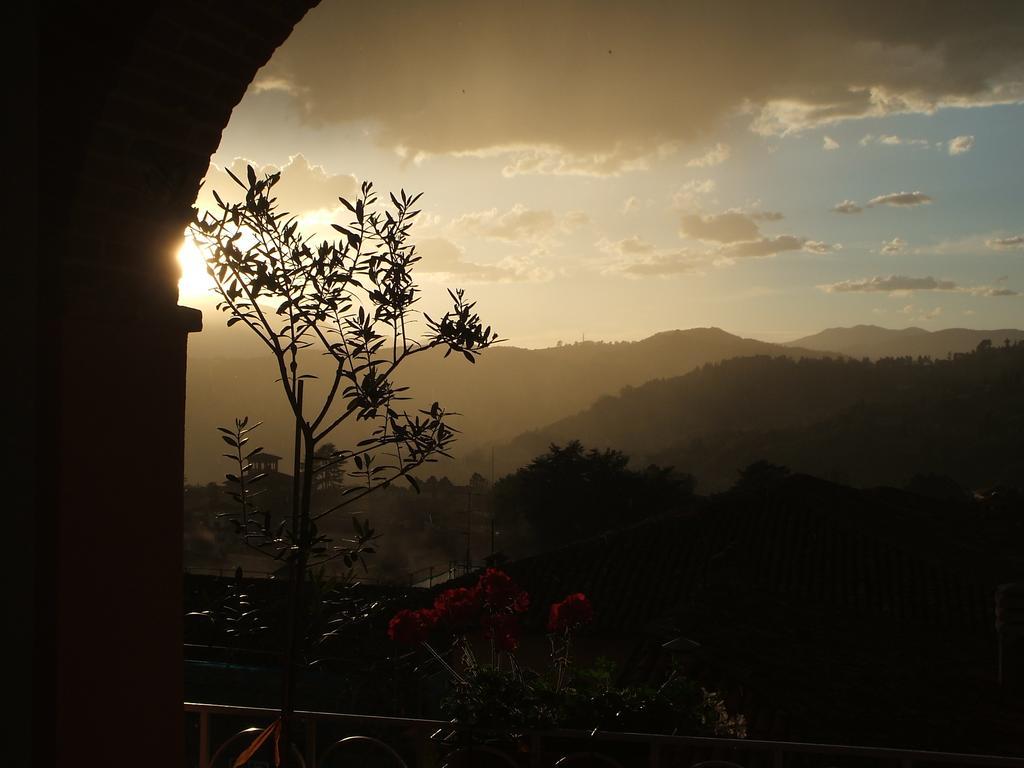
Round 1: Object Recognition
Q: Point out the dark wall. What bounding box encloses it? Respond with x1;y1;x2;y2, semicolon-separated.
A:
34;3;317;764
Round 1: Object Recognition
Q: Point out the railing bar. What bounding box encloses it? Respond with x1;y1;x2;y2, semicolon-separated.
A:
199;711;210;768
183;703;1021;766
305;718;316;768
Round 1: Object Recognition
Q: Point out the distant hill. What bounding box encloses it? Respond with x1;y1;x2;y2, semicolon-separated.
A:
785;324;1024;359
488;343;1024;491
184;327;827;484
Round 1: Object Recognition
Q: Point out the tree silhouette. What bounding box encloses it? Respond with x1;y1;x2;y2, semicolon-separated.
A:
189;167;500;761
493;441;693;551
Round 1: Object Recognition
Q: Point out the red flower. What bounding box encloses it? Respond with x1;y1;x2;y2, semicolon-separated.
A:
387;608;437;645
482;612;521;651
547;593;593;633
433;586;481;632
477;569;529;614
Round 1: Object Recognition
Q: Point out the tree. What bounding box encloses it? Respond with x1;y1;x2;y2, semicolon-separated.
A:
189;167;500;763
493;441;693;552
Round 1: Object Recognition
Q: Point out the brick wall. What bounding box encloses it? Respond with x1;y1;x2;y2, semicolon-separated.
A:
35;3;318;765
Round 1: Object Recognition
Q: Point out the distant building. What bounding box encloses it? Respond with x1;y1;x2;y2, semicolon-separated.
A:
251;452;282;475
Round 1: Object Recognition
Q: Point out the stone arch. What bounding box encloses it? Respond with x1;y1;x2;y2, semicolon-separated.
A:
35;4;318;765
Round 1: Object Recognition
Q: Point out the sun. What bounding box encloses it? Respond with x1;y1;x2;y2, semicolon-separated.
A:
176;236;215;300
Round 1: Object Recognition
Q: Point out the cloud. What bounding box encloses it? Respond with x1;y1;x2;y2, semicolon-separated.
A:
415;237;550;282
822;136;840;150
196;154;359;218
831;200;864;214
622;196;641;213
947;135;976;155
867;191;934;207
616;252;702;277
249;75;304;96
900;305;943;321
449;204;587;243
258;2;1024;159
966;276;1021;297
880;237;907;254
830;192;932;215
680;211;762;242
597;237;701;277
821;275;959;293
978;287;1021;296
671;179;717;211
487;142;679;177
986;234;1024;250
720;235;835;258
686;143;730;167
679;206;832;259
597;236;658;257
860;133;930;147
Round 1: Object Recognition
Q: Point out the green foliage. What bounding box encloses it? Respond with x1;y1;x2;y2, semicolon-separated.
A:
441;660;746;738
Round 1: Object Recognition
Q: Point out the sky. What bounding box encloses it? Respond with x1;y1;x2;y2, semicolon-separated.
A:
179;0;1024;348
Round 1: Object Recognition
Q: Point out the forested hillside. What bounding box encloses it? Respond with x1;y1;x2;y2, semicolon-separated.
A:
492;342;1024;491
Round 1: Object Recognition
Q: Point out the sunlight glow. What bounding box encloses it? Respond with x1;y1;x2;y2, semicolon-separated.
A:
176;236;215;300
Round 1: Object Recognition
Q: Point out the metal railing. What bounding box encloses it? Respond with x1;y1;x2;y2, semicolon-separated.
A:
185;702;1020;768
185;559;486;587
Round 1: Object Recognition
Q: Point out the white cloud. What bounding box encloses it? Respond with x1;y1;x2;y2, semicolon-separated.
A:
596;236;658;257
720;235;835;258
986;234;1024;250
822;136;840;151
478;142;679;177
615;252;702;277
680;211;762;243
821;274;1020;296
671;179;717;211
686;143;730;168
831;200;864;214
867;191;934;207
597;237;701;278
880;237;907;254
860;133;931;148
416;237;551;282
897;304;943;321
821;275;959;293
679;206;832;259
968;285;1021;297
449;204;587;243
947;135;976;155
196;154;359;219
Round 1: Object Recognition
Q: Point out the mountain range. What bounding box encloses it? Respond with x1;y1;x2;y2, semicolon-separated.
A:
185;325;1023;487
785;325;1024;359
481;343;1024;491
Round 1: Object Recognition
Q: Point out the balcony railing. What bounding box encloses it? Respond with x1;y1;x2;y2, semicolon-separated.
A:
185;702;1019;768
